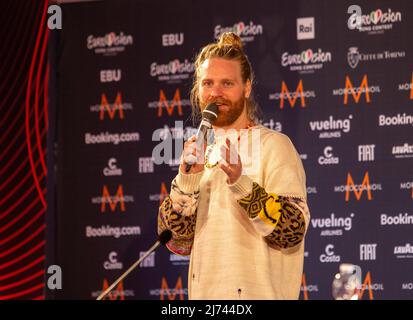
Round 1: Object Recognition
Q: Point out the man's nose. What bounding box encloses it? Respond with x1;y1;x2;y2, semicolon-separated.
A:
210;85;223;98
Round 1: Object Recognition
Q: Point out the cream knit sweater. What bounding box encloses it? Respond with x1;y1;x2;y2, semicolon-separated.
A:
158;125;310;299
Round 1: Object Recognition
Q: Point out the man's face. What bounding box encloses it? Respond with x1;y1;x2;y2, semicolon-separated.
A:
198;58;251;127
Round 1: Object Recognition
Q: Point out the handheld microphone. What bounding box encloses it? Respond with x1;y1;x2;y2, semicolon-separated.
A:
96;230;172;300
185;103;219;173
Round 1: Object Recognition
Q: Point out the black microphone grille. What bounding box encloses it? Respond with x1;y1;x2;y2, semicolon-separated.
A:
158;229;172;245
202;103;219;122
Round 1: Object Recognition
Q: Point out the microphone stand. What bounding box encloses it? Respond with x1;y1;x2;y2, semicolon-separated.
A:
96;240;162;300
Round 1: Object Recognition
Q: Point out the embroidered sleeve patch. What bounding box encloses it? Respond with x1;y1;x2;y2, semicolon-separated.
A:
237;182;307;248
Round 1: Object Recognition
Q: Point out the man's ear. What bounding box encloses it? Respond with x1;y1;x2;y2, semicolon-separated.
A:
245;80;252;98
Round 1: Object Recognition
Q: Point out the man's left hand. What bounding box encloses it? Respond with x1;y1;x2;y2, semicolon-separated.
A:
218;138;242;185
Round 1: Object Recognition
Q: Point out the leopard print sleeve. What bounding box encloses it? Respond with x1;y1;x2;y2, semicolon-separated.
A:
158;179;199;256
237;182;308;249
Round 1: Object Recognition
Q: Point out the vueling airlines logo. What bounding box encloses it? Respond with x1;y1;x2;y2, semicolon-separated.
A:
158;89;183;117
160;276;185;300
333;75;380;104
269;80;316;109
358;272;384;300
102;279;124;300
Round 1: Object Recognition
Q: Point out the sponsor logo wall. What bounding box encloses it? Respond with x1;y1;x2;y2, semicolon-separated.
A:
51;0;413;299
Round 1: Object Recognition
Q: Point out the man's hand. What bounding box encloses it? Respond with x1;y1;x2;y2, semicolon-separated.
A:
179;135;205;174
218;138;242;185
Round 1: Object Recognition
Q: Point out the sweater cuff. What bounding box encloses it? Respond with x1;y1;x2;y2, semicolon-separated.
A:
175;171;204;193
228;175;253;200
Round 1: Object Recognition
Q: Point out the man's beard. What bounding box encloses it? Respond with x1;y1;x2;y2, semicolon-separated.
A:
200;95;246;127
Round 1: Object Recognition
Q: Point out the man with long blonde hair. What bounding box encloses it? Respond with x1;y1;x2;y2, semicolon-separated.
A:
158;32;310;299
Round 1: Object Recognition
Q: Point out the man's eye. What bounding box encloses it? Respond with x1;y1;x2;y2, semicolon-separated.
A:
224;81;233;87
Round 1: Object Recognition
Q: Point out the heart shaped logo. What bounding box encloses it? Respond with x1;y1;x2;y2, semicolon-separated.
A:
370;9;382;24
236;22;245;35
301;49;313;64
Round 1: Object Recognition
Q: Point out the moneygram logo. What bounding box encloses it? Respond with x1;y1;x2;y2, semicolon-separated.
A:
378;113;413;127
334;172;382;202
300;273;318;300
394;243;413;259
86;225;141;239
348;8;402;35
398;73;413;100
319;244;341;263
281;48;332;74
91;185;134;213
318;146;339;165
309;114;353;139
85;131;140;145
311;212;355;236
87;32;133;56
214;21;263;42
103;252;123;270
150;59;194;83
149;276;187;300
269;80;315;109
347;47;405;69
147;89;190;117
333;75;380;104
